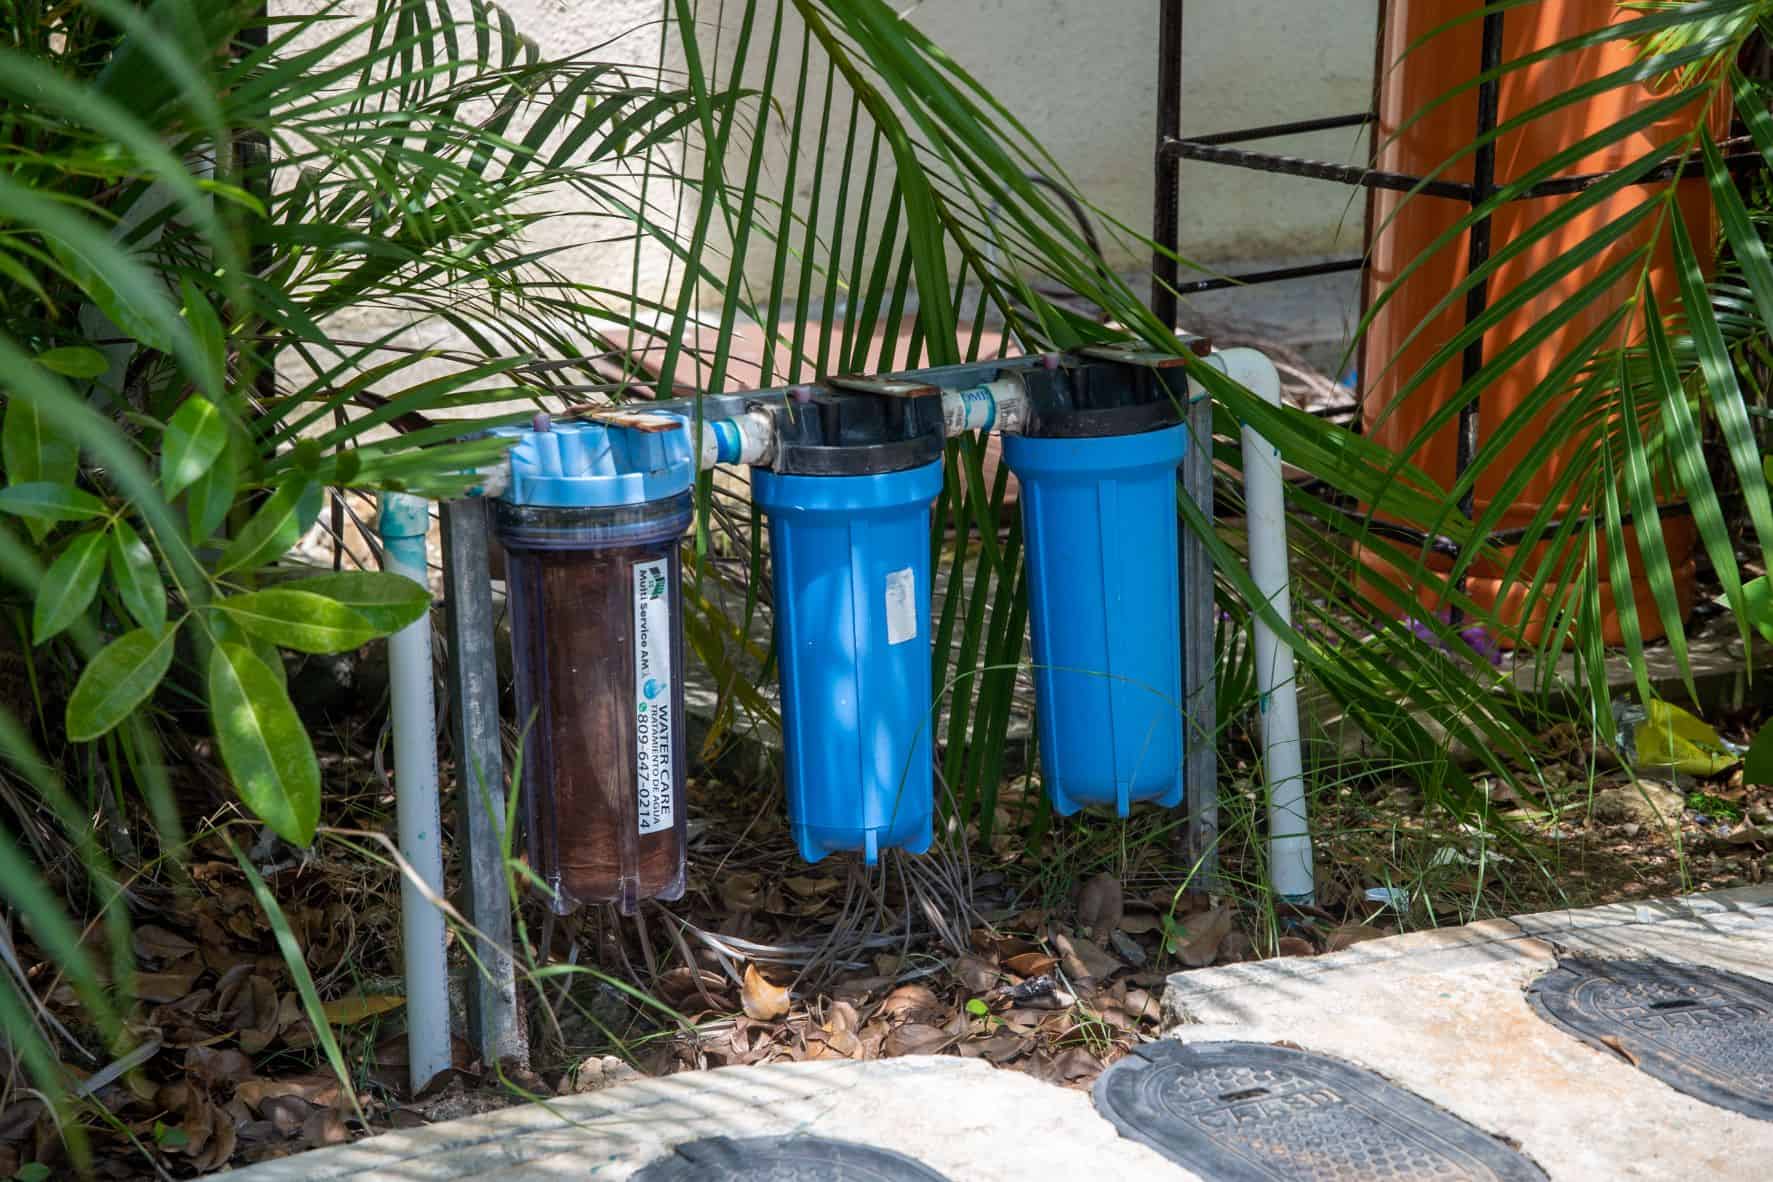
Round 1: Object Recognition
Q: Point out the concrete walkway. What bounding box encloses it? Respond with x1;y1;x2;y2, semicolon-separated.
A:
1164;885;1773;1181
221;887;1773;1181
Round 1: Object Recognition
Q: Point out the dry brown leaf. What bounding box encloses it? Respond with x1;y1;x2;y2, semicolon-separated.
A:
832;974;894;1005
811;1028;861;1059
1273;935;1316;958
782;875;841;897
1325;925;1387;953
134;924;198;962
1219;931;1254;963
720;871;764;913
260;1095;313;1137
1004;951;1058;978
972;1030;1028;1063
657;966;729;1008
999;949;1049;978
321;994;406;1026
185;1045;255;1089
236;1074;341;1112
135;965;203;1004
1076;874;1124;940
876;982;942;1024
1179;906;1234;968
822;999;860;1036
952;954;999;993
884;1023;949;1057
979;931;1042;961
1054;932;1122;982
1122;987;1160;1023
0;1099;43;1141
1050;1045;1104;1084
1598;1034;1639;1066
1116;909;1161;934
740;963;791;1021
301;1108;349;1147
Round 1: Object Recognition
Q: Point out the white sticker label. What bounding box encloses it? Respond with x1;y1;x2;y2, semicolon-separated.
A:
633;558;675;835
884;567;917;645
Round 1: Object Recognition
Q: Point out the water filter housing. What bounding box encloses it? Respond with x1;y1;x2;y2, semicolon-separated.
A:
752;388;945;864
1002;363;1189;815
492;416;694;913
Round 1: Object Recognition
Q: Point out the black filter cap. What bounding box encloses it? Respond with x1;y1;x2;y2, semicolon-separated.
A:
764;384;945;476
1018;359;1186;438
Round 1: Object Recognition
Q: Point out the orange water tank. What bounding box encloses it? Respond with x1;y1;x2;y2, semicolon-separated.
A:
1359;0;1720;645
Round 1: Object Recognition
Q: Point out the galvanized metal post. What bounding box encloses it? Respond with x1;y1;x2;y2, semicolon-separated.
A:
440;498;528;1070
1182;393;1219;889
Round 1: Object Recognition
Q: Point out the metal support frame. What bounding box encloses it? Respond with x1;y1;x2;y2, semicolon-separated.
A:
1153;2;1219;889
1148;0;1754;886
441;499;528;1071
1153;0;1749;553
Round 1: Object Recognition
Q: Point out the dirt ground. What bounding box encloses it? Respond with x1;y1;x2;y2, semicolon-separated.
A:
6;686;1770;1177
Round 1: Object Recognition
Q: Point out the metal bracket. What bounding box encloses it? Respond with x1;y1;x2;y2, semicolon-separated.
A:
440;498;528;1071
577;407;682;432
1078;340;1209;366
827;374;941;399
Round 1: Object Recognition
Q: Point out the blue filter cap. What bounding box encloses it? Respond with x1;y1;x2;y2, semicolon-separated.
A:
492;415;696;507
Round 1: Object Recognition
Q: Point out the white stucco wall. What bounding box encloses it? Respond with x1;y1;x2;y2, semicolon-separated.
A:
282;0;1376;325
844;0;1379;268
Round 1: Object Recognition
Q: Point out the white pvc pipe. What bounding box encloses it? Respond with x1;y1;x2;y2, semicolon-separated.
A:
378;492;454;1091
1210;348;1314;904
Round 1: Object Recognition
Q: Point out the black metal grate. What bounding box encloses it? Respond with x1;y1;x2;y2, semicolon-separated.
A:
1527;956;1773;1122
632;1135;951;1181
1094;1041;1549;1182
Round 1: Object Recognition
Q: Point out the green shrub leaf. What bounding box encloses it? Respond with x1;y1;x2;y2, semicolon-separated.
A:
1730;576;1773;646
108;520;165;634
1745;719;1773;788
186;453;238;544
287;571;430;634
33;531;106;643
33;345;109;379
3;397;78;488
161;396;228;499
66;624;180;741
208;642;319;846
216;479;317;575
179;277;226;395
0;482;106;523
2;398;78;544
217;589;378;654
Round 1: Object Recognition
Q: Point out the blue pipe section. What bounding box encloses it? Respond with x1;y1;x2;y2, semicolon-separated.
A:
712;418;742;464
380;491;432;574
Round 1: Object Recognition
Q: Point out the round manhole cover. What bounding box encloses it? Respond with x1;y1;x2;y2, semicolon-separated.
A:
1093;1040;1546;1182
632;1135;950;1181
1528;955;1773;1121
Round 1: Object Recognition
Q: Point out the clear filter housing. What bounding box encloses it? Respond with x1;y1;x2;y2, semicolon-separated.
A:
491;418;694;914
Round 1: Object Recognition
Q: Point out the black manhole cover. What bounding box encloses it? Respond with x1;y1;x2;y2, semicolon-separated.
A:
1092;1041;1546;1182
1527;955;1773;1121
632;1135;950;1180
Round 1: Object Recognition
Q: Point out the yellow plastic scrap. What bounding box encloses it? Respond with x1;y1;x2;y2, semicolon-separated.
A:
1627;700;1740;777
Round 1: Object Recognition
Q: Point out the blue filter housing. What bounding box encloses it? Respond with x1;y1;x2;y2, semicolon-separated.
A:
1003;362;1190;816
752;388;946;863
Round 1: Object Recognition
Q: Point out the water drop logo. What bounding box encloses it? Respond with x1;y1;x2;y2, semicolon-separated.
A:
643;678;662;701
